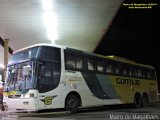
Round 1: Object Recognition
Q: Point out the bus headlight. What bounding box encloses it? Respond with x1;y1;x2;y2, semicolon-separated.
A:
29;93;34;98
24;93;35;98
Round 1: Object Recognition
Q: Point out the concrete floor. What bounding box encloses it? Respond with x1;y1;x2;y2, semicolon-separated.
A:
1;102;160;120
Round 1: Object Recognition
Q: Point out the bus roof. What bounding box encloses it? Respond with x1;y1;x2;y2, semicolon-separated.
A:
13;43;154;69
102;55;154;69
13;43;66;54
66;47;155;69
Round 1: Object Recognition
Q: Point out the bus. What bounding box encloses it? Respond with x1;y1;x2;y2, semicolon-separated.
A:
3;44;159;113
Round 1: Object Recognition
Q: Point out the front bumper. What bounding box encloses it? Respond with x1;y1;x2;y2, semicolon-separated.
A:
3;98;38;111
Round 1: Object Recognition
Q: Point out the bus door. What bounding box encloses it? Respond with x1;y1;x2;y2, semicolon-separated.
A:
37;62;54;109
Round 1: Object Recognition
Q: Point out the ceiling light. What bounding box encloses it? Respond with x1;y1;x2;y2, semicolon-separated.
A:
42;0;59;43
41;0;53;11
47;30;58;43
43;12;58;42
43;12;58;29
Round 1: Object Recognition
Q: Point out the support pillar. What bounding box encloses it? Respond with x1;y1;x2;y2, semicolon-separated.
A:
3;39;9;81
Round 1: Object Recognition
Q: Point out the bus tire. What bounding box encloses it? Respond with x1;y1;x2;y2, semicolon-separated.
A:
133;94;141;108
65;94;79;114
141;94;149;107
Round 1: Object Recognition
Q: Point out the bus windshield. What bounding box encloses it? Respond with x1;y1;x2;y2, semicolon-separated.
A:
9;47;40;65
4;61;35;92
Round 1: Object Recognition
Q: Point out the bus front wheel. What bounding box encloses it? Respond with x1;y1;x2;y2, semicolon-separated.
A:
65;94;79;114
133;94;141;108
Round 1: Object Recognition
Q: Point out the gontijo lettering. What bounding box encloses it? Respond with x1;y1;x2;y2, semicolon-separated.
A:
116;78;140;86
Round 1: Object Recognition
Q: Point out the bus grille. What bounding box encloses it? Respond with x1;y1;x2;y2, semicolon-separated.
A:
8;95;21;98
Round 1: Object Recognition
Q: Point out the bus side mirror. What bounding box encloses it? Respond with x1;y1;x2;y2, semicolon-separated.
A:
40;66;45;77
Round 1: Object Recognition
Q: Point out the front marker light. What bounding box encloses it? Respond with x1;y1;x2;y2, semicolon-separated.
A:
30;93;34;98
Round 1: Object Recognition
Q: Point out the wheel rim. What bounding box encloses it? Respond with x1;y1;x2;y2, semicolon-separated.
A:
65;95;79;113
68;99;77;110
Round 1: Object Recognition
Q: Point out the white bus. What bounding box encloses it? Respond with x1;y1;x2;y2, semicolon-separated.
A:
3;44;159;113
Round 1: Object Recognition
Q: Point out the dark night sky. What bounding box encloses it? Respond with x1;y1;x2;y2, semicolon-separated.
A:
94;0;160;86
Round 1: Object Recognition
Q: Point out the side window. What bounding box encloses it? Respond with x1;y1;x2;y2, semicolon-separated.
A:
96;61;104;72
115;64;122;75
106;62;114;74
150;70;156;80
41;47;61;62
147;71;151;79
138;70;143;78
65;52;83;70
129;67;133;77
142;71;147;79
123;66;127;76
87;59;94;71
66;55;75;69
146;70;156;80
134;69;138;77
76;57;83;69
45;63;52;77
129;66;138;77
